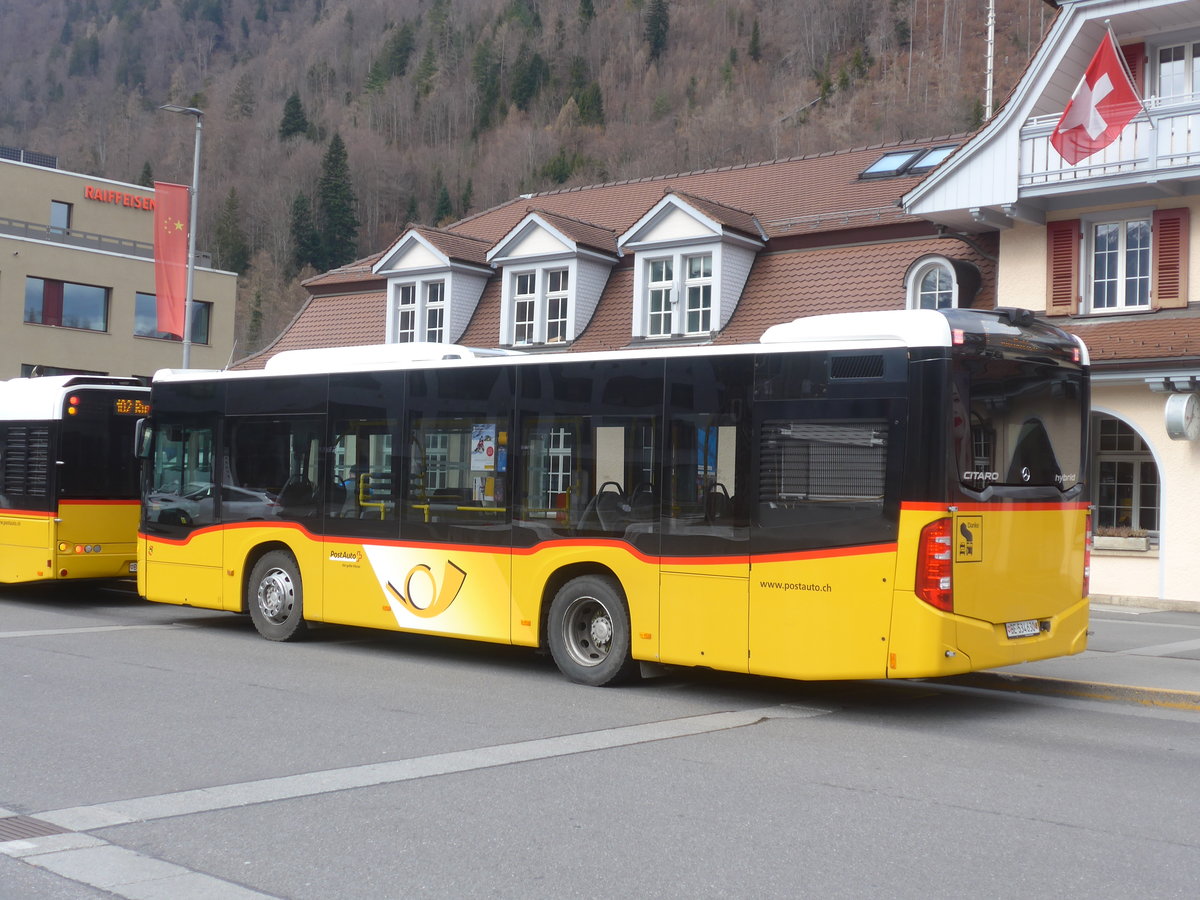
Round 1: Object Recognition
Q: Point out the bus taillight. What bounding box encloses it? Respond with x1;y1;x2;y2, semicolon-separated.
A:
916;518;954;612
1083;512;1093;598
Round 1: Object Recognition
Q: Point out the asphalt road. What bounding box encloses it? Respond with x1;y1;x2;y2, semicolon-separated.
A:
2;582;1199;899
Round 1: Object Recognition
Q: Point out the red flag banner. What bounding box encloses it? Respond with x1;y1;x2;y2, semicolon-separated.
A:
153;181;190;338
1051;32;1142;165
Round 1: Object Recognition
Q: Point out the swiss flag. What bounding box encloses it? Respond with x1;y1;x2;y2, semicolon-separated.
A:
1051;33;1142;165
153;181;190;338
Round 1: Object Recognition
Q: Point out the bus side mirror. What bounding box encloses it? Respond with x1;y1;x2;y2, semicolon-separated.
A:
135;419;152;460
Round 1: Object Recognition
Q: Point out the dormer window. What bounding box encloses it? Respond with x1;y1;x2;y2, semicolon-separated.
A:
489;210;617;349
621;192;763;343
374;226;492;346
389;278;446;343
507;267;571;346
905;255;982;311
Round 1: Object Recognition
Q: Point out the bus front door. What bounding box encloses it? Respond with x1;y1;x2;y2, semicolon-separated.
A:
141;422;224;609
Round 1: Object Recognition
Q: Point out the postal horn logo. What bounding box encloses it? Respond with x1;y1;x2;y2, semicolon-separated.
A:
387;560;467;618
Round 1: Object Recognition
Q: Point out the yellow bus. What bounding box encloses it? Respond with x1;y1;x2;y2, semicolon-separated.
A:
137;308;1091;685
1;375;149;583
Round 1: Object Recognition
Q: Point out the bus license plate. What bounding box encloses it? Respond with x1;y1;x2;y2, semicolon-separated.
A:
1005;619;1040;639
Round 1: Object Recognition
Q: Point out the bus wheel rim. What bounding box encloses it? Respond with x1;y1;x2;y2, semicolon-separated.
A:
257;568;294;623
561;595;612;667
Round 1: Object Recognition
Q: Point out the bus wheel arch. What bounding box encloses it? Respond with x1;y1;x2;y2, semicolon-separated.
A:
246;547;307;641
546;571;639;686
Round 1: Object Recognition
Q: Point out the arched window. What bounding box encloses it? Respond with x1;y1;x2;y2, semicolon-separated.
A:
905;256;957;309
1093;414;1159;535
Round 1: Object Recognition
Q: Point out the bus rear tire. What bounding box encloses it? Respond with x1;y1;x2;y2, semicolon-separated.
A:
548;576;639;686
248;550;307;642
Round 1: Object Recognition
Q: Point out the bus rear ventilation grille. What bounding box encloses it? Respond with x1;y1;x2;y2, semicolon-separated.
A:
830;355;884;379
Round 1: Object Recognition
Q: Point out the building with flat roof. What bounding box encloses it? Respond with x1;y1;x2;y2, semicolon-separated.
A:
0;150;236;380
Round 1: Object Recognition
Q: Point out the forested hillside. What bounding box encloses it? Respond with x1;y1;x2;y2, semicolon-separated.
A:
0;0;1057;352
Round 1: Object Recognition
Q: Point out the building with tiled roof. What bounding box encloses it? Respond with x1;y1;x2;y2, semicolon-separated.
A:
905;0;1200;609
235;134;989;371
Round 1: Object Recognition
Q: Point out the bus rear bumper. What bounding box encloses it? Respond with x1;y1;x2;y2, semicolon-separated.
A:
887;594;1089;679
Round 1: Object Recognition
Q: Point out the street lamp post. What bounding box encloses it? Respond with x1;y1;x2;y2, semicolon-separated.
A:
159;104;203;368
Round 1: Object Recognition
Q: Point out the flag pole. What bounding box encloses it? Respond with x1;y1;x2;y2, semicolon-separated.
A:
1106;19;1153;128
159;105;204;368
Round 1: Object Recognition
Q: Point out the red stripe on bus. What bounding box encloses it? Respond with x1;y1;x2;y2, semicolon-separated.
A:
901;500;1090;513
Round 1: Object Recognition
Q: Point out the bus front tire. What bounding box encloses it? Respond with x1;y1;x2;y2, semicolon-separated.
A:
548;576;639;686
248;550;307;642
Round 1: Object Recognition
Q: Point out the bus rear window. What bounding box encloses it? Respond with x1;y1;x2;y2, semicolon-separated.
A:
954;358;1084;491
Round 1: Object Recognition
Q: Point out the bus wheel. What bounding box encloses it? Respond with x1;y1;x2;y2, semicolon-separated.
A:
548;576;639;686
248;551;307;642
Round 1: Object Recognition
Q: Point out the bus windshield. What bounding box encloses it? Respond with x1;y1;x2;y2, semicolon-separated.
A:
954;356;1085;491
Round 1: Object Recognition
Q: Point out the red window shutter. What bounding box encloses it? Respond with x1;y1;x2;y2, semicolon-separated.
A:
1120;42;1146;96
1046;219;1081;317
1152;207;1189;309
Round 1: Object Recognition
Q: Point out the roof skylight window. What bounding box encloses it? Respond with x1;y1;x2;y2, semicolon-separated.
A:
859;145;956;179
859;149;923;179
907;145;956;174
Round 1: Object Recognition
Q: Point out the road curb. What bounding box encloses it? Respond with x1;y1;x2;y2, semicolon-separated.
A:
939;671;1200;711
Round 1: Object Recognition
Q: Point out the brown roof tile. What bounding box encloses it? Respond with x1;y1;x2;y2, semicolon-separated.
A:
668;191;765;240
519;209;619;257
233;292;387;369
1063;313;1200;365
407;225;491;266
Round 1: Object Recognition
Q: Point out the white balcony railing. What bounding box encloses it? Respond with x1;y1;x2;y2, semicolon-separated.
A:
1019;93;1200;188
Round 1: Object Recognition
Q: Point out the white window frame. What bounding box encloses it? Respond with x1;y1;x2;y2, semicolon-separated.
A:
683;253;713;334
646;257;675;337
425;281;445;343
1094;416;1159;534
905;256;958;310
1151;39;1200;101
395;284;417;343
503;265;575;347
389;278;447;343
546;269;569;343
513;272;536;345
1082;209;1152;313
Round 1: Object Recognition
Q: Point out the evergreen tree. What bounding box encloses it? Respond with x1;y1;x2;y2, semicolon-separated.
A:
579;0;595;30
575;82;605;126
748;19;761;62
289;193;321;273
510;49;549;112
433;183;453;224
416;44;438;97
229;74;256;119
137;161;154;188
644;0;669;63
315;134;359;270
215;187;251;274
460;179;474;216
279;92;310;140
472;39;501;130
247;288;264;348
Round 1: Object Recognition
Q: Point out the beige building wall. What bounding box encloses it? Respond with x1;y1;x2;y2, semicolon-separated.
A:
1091;384;1200;607
996;199;1200;608
0;158;236;379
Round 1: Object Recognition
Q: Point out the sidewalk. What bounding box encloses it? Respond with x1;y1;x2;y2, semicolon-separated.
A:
948;602;1200;709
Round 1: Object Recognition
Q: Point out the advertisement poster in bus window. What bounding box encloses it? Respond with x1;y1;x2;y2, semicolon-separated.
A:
471;424;496;470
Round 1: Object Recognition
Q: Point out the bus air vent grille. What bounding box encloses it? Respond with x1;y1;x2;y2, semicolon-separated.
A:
830;355;884;379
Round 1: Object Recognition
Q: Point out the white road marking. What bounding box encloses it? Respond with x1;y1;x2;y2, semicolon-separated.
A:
0;625;172;639
1115;637;1200;657
0;833;275;898
36;704;828;832
5;703;827;899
